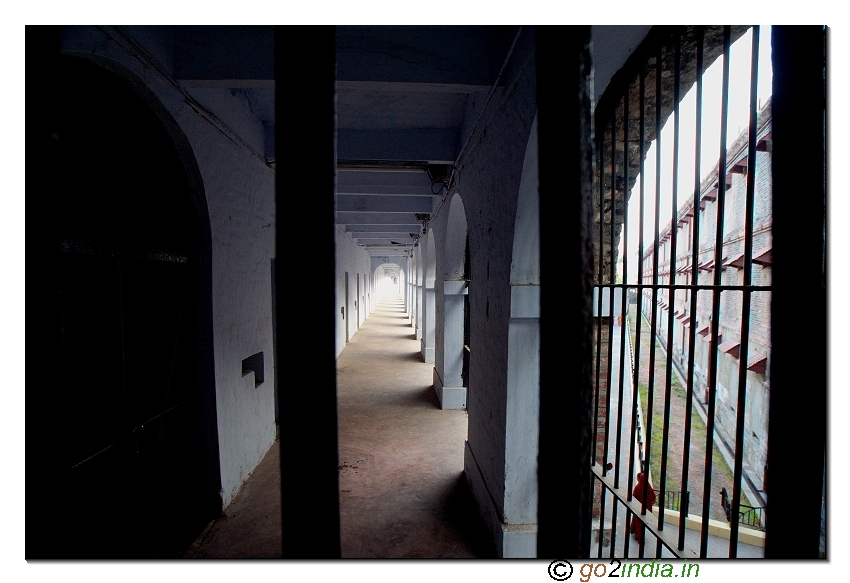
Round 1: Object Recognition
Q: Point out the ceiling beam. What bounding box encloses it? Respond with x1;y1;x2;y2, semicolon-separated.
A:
354;238;413;245
350;232;419;239
337;169;433;195
336;80;491;94
174;25;274;85
364;247;411;256
336;25;511;86
345;224;423;233
337;128;457;163
336;195;435;213
336;212;430;225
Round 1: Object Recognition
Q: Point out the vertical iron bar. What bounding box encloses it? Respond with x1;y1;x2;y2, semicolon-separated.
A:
638;42;663;560
604;110;617;475
597;110;617;558
629;74;645;498
700;25;732;559
604;102;619;558
608;494;618;559
680;25;705;552
594;120;605;470
612;92;629;557
616;94;630;493
728;25;760;558
597;475;605;558
626;72;647;560
658;35;681;552
594;118;607;560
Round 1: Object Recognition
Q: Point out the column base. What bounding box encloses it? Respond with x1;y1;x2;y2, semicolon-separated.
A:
464;441;537;558
433;368;466;410
420;340;434;363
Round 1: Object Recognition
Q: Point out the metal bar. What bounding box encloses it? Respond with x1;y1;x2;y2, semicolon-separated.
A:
603;102;619;559
596;118;609;557
626;68;646;528
728;26;761;558
598;473;607;557
594;116;607;469
615;93;630;494
657;36;681;552
680;25;705;552
699;25;732;559
592;465;698;559
604;109;617;479
632;67;649;560
641;45;663;549
623;505;633;558
608;495;618;558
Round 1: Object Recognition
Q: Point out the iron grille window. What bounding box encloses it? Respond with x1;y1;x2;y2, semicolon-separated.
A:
590;25;774;559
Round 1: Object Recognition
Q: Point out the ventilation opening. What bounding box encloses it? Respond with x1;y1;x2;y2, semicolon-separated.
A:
242;352;264;387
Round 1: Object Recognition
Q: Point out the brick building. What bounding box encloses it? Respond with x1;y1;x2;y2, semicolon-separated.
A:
641;100;773;497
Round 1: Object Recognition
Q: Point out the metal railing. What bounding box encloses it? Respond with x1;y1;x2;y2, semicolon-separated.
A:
655;489;690;513
721;487;766;531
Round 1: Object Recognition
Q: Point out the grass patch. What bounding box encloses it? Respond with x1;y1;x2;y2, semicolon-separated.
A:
630;310;752;510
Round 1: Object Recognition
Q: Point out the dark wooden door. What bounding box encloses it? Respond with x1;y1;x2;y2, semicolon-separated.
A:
39;55;217;558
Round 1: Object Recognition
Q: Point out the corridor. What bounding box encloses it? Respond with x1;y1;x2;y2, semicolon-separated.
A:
184;295;493;558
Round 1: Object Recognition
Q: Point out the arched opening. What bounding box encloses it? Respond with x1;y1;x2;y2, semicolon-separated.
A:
421;232;437;363
502;114;542;551
373;262;405;300
434;193;469;409
40;55;220;558
413;244;424;340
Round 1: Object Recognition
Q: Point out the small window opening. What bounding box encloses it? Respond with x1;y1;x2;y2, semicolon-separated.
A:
242;352;265;387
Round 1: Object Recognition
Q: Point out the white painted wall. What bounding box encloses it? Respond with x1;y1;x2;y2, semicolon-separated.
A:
335;226;373;359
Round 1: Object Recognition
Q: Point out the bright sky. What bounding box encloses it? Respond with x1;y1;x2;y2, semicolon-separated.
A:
620;26;773;282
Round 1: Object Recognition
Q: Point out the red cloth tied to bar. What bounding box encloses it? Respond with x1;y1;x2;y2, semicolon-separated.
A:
630;472;656;544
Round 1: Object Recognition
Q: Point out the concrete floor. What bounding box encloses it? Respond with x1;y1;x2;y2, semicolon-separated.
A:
184;295;494;559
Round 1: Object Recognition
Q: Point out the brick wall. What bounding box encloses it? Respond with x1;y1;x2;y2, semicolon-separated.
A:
639;108;772;491
592;318;612;518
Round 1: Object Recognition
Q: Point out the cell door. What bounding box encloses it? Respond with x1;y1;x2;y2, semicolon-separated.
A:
345;271;350;342
41;56;219;558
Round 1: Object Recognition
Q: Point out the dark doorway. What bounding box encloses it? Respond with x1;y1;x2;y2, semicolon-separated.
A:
35;55;220;558
356;273;361;329
462;232;471;388
345;271;350;342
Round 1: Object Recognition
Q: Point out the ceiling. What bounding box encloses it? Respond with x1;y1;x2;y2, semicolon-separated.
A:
335;26;517;258
159;25;517;259
128;25;650;259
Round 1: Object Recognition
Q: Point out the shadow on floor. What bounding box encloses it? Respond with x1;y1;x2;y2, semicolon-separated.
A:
390;385;442;409
441;473;497;559
400;350;425;362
